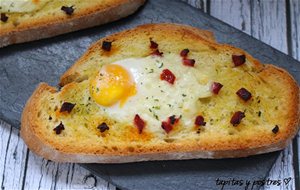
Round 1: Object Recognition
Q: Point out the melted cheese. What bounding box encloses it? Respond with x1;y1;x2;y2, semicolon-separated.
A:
91;54;213;133
0;0;49;13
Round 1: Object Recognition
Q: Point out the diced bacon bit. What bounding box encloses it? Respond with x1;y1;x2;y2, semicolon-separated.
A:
160;69;176;84
180;49;195;67
161;115;181;133
97;122;109;133
149;38;163;56
53;122;65;134
168;115;180;125
236;88;252;101
230;111;245;126
161;121;173;134
211;82;223;94
195;115;206;126
150;39;158;49
183;59;195;67
151;49;163;57
61;6;75;15
180;49;190;57
232;54;246;67
272;125;279;134
1;13;8;22
102;41;112;51
134;114;146;134
59;102;75;113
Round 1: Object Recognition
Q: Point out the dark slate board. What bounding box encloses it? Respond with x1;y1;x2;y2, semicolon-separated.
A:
0;0;299;190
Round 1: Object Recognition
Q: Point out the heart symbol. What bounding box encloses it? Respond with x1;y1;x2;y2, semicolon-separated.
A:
283;177;292;185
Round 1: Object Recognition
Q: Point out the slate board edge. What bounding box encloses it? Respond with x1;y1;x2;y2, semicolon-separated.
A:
81;157;279;190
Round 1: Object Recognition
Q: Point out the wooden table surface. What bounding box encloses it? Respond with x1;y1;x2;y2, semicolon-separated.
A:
0;0;299;189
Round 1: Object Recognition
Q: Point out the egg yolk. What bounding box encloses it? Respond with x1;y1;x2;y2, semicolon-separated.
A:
90;64;136;107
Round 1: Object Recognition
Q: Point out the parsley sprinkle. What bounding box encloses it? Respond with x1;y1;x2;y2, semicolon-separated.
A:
148;69;154;73
153;106;160;110
158;62;164;68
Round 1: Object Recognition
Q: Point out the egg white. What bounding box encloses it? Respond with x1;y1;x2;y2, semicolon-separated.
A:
95;54;212;133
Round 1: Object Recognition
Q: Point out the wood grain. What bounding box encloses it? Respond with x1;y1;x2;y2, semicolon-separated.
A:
23;155;110;189
210;0;251;34
289;0;300;188
0;121;27;190
181;0;208;12
251;0;288;53
290;0;300;61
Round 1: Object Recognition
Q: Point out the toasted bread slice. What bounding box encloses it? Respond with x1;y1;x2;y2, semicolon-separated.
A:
21;24;300;163
0;0;146;47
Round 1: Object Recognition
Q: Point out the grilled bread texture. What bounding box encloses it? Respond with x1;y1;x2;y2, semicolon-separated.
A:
21;24;300;163
0;0;146;47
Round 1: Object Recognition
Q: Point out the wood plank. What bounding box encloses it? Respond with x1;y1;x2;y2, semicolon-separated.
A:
181;0;208;12
23;152;113;190
289;0;300;61
250;0;288;53
0;121;28;190
209;0;251;35
289;0;300;188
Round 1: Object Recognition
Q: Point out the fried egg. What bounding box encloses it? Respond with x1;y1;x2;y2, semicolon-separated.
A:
0;0;48;13
90;54;213;132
